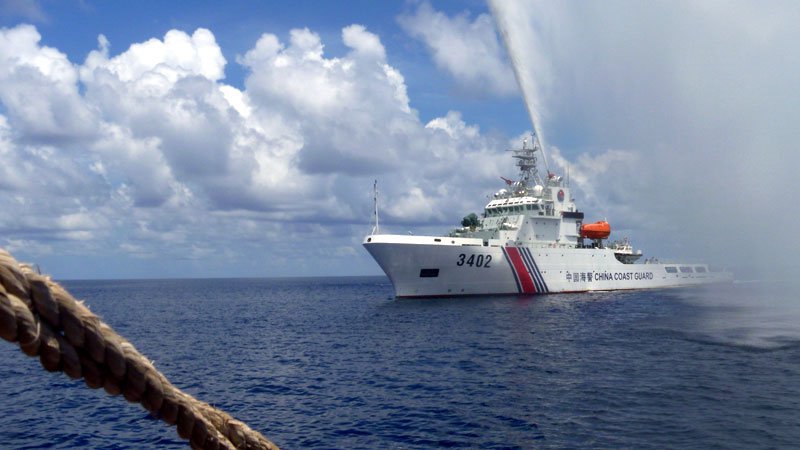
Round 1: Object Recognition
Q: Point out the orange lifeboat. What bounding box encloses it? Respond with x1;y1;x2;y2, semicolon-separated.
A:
581;221;611;240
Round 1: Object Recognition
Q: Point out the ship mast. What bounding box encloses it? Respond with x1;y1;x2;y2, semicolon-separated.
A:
511;133;545;189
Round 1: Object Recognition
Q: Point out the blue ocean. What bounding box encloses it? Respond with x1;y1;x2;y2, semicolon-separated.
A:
1;277;799;449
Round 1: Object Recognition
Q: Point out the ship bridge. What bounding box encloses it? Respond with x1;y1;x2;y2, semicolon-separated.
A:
450;135;585;248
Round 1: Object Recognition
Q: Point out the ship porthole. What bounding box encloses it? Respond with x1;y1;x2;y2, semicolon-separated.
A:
367;238;371;242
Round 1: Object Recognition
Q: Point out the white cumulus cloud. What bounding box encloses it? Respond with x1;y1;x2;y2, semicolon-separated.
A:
398;2;517;97
0;24;96;143
0;22;512;277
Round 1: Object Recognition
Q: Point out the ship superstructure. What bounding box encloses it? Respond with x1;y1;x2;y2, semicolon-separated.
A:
363;135;731;298
449;135;582;249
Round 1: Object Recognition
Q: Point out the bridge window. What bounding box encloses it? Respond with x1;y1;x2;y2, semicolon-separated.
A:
695;266;707;273
679;266;694;273
665;266;678;273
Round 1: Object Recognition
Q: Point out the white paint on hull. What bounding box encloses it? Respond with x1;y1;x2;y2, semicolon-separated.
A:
364;234;732;298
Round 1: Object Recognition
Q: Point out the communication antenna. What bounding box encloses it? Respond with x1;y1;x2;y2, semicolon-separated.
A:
371;180;380;235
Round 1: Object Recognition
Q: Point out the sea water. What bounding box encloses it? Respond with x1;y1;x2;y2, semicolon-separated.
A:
1;277;799;448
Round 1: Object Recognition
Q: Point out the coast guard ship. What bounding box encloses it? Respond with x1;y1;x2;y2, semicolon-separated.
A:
363;135;732;297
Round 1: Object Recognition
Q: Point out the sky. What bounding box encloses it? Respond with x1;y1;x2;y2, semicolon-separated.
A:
0;0;798;280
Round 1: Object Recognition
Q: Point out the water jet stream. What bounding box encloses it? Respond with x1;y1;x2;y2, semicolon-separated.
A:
488;0;551;173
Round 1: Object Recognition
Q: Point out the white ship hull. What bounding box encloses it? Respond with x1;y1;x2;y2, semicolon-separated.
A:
364;234;732;298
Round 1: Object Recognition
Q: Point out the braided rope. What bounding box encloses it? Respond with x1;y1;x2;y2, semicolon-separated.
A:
0;249;279;450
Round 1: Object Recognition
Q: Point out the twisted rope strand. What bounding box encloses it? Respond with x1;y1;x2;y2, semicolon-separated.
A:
0;249;279;450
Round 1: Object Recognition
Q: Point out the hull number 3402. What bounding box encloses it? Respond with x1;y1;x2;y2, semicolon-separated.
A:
456;253;492;268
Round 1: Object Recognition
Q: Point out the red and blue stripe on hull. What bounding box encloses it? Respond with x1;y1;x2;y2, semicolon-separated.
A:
502;246;549;294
